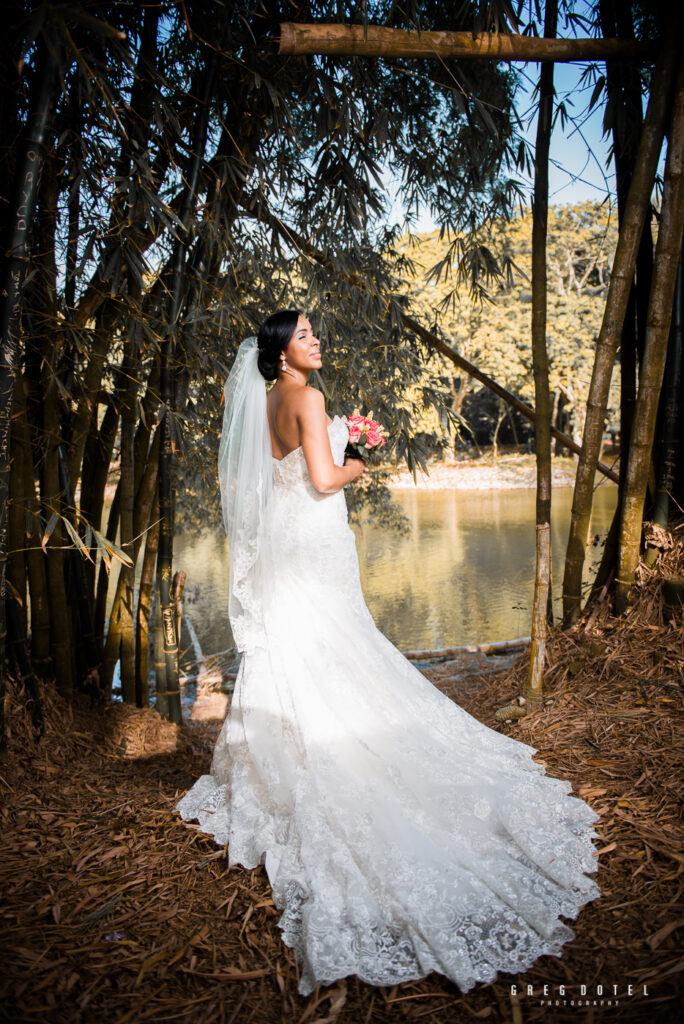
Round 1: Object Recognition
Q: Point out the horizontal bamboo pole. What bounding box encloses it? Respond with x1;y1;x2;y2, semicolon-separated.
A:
278;24;656;62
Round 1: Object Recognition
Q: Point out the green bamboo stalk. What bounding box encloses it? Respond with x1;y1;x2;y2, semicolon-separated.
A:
616;66;684;611
561;19;681;626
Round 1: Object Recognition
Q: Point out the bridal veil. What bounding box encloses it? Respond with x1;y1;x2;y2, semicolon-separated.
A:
217;337;272;654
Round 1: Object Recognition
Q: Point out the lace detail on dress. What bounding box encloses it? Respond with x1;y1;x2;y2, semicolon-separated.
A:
175;411;601;996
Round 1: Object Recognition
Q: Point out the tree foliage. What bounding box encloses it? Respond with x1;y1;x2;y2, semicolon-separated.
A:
400;201;620;447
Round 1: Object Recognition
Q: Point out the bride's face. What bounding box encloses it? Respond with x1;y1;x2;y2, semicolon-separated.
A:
284;317;322;372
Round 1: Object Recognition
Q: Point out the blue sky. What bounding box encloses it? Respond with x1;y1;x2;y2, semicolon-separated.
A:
389;56;623;233
516;59;617;206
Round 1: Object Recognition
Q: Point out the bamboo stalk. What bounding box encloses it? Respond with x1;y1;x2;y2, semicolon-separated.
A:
153;582;168;719
8;371;28;639
82;358;158;625
167;568;187;713
67;330;112;492
41;380;74;696
95;477;120;657
18;384;51;677
118;344;138;703
57;444;100;686
157;394;179;721
80;393;119;604
69;7;165;335
588;1;655;604
616;65;684;612
277;23;656;62
5;598;43;734
136;494;159;707
0;44;56;741
523;0;557;708
102;428;159;695
561;18;681;626
645;252;683;568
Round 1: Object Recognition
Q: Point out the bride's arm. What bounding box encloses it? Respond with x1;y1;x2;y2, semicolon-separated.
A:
297;388;366;493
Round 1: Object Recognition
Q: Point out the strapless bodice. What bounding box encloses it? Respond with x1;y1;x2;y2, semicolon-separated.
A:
271;415;349;494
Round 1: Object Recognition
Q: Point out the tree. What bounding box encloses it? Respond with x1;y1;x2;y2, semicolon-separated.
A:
0;39;57;741
524;0;558;708
396;203;620;450
561;16;680;624
0;0;519;723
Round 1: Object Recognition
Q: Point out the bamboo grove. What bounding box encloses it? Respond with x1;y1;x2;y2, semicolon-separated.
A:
0;0;682;740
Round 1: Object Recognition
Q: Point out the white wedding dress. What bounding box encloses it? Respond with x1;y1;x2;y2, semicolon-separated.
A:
176;415;601;996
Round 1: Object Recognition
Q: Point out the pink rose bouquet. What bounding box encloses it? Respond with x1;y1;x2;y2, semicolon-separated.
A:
344;412;387;462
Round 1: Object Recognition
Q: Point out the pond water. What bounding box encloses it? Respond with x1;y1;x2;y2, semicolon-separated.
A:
174;483;617;662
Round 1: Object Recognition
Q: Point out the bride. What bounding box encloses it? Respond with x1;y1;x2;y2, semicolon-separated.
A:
175;310;601;997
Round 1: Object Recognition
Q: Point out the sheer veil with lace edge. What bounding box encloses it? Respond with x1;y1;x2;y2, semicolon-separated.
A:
217;337;273;654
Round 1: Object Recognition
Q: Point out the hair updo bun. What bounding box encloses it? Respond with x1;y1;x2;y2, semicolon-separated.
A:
256;309;302;381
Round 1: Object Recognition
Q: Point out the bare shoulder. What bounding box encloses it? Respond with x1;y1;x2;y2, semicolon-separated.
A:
300;386;325;408
293;386;326;420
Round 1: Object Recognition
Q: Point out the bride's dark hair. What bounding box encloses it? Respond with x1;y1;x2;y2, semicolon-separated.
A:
256;309;301;381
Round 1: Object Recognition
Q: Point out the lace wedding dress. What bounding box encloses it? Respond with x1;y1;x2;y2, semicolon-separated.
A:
176;414;601;997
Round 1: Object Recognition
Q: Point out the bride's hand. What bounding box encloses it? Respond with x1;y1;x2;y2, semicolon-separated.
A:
344;456;367;481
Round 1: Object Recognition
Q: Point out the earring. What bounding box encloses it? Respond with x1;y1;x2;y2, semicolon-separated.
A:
281;355;287;373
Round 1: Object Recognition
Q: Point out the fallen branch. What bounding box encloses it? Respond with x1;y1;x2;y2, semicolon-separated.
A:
403;636;530;661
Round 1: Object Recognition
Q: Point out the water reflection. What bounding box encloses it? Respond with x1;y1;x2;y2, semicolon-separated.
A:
174;484;617;659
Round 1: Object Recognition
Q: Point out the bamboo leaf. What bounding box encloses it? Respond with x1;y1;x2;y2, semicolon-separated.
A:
96;529;134;569
589;75;606;113
41;512;59;551
92;530;112;574
63;516;95;564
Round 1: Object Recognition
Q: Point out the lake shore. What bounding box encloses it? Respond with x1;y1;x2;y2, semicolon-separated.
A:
387;449;619;491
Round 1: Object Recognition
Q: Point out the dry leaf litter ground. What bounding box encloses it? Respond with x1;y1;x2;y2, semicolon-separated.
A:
1;524;682;1024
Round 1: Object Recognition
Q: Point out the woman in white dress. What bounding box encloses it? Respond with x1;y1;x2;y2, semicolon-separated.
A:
175;310;601;997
